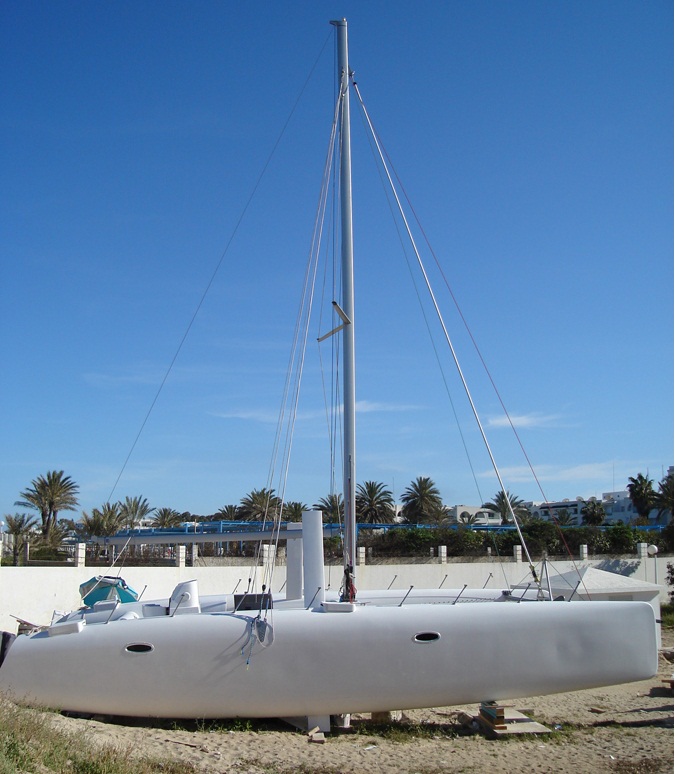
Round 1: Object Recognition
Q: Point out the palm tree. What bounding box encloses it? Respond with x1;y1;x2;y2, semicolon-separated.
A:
15;470;79;541
239;488;281;522
581;498;605;527
554;509;577;527
216;504;241;521
118;496;154;557
627;474;657;523
458;511;479;525
400;477;443;524
81;502;125;537
4;513;38;565
655;470;673;522
119;495;154;531
282;501;308;523
314;493;344;523
482;490;529;525
77;503;124;559
355;481;395;524
151;508;183;529
45;519;71;550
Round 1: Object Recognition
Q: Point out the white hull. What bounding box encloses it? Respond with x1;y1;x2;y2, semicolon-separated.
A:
0;600;657;718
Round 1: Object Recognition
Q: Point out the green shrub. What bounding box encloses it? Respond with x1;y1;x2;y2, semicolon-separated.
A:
604;523;636;553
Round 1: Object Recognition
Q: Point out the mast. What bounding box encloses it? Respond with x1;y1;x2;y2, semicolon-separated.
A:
331;19;357;598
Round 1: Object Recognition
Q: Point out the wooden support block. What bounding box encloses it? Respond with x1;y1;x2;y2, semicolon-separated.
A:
475;704;551;737
479;701;507;729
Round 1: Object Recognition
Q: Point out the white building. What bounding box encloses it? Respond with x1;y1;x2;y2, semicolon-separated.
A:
600;492;641;524
448;505;502;526
528;499;584;525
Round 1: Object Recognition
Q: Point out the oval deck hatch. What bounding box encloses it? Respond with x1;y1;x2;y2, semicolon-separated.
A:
125;643;153;653
413;632;440;643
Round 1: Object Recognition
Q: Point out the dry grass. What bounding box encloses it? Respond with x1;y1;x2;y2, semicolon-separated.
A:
0;698;196;774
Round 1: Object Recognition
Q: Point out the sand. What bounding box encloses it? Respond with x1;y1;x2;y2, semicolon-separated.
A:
39;630;673;773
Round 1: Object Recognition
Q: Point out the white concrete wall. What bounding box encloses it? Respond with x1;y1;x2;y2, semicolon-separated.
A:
0;554;670;633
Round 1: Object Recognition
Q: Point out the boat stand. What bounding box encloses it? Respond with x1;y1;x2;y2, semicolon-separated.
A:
281;713;351;734
476;701;551;737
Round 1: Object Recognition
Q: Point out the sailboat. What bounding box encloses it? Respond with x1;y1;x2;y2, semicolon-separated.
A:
0;20;658;731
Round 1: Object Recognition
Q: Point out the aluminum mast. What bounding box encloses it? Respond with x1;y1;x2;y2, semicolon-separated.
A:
331;19;357;597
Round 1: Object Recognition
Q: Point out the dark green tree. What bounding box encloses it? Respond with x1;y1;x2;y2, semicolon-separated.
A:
15;470;80;541
553;508;577;526
400;477;443;524
151;507;183;529
314;493;344;523
80;502;125;537
655;470;673;522
482;490;529;525
282;501;308;522
76;503;125;558
356;481;395;524
581;498;606;527
627;474;657;523
216;504;241;521
239;488;281;522
119;495;154;531
4;513;38;565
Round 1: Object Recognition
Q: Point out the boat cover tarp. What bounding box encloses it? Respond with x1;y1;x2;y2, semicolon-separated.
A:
79;576;139;607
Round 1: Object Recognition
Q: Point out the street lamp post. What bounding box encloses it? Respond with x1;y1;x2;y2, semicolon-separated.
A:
647;544;659;585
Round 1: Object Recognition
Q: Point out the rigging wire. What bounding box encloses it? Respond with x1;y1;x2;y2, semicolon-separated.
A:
105;31;333;508
315;139;346;587
99;33;333;583
357;99;588;593
351;78;541;587
353;96;486;509
258;91;343;600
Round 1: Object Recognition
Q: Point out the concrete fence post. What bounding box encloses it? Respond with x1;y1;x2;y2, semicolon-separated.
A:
636;542;648;558
76;543;86;567
176;545;186;568
438;545;447;564
357;546;366;566
513;545;522;563
261;544;276;566
579;544;588;560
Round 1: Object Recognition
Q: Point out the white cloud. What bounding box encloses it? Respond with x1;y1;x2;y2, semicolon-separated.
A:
212;408;280;423
214;400;421;424
355;400;421;413
479;462;616;483
83;368;163;387
486;412;563;429
83;362;230;388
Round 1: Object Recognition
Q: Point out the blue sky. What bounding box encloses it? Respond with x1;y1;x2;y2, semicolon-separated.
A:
1;1;672;519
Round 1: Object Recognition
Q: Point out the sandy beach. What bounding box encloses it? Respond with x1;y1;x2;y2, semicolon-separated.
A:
40;629;673;773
